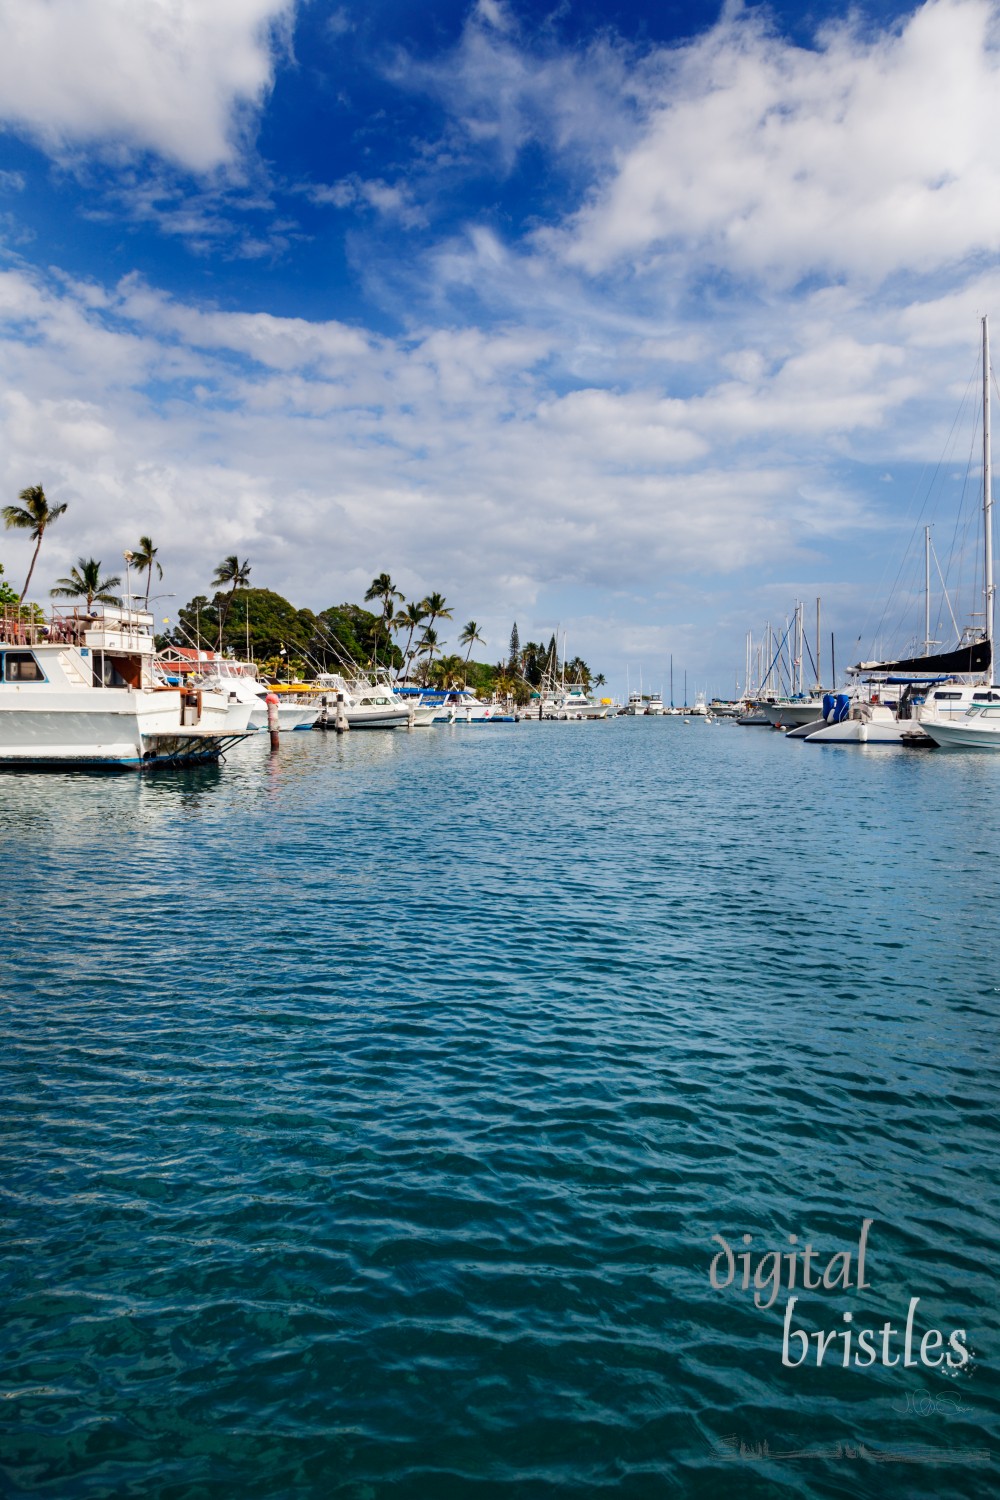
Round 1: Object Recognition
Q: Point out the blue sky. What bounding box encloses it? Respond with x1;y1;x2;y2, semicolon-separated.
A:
1;0;998;695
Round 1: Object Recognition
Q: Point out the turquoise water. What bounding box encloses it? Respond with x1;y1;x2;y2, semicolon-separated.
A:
1;720;998;1498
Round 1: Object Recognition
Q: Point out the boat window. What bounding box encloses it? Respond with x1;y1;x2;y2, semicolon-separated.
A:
3;651;45;682
932;691;962;700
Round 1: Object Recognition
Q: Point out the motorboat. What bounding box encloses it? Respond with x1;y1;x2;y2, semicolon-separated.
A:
0;604;253;768
311;671;413;728
409;687;517;724
922;700;1000;748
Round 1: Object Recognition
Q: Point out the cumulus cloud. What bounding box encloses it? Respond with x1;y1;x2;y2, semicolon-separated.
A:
550;0;1000;284
0;0;294;172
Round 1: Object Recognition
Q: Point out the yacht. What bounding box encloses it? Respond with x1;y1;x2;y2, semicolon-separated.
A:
0;604;253;768
645;692;664;716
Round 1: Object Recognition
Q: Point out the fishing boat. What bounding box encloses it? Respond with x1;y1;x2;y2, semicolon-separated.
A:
309;671;413;728
192;658;319;731
0;603;253;768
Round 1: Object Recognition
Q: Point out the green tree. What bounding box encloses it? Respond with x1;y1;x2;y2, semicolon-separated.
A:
314;603;401;672
415;627;439;683
0;563;19;609
51;558;122;611
132;535;163;608
172;595;218;652
429;653;465;688
421;591;452;642
2;485;68;600
211;555;252;649
364;572;404;660
508;621;520;671
459;620;485;671
395;601;427;678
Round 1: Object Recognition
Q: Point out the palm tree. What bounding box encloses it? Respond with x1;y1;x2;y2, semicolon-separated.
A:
2;485;68;600
364;572;404;661
458;620;485;669
421;591;453;640
416;627;439;684
51;558;121;612
211;555;252;650
396;601;427;679
133;535;163;608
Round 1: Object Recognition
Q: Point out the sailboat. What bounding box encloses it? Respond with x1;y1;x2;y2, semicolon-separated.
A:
806;317;997;746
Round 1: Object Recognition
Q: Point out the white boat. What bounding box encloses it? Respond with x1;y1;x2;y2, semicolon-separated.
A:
0;604;253;768
624;690;645;716
412;687;516;724
689;691;709;716
192;659;319;731
759;696;827;729
312;671;413;728
923;701;1000;748
645;692;664;716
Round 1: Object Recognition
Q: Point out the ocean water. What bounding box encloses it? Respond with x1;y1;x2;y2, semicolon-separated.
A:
1;719;998;1499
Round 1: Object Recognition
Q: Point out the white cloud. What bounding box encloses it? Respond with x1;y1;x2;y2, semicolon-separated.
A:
551;0;1000;284
0;0;294;172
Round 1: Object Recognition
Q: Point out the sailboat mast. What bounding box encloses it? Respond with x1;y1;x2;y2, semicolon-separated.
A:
984;315;995;676
815;598;821;690
924;524;932;656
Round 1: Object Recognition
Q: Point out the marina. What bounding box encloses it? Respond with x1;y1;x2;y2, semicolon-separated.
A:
4;2;1000;1495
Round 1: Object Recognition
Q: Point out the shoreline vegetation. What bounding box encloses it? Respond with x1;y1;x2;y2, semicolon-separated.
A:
3;490;600;705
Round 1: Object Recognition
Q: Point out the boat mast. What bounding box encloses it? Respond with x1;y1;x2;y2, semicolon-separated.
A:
815;598;821;690
924;525;932;656
984;315;995;678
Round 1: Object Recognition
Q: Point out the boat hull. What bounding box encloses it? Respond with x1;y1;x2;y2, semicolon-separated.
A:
804;717;930;745
922;718;1000;748
0;688;253;767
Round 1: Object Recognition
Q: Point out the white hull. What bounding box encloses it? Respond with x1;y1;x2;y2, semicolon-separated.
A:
0;689;251;765
760;699;826;728
805;715;930;745
923;712;1000;748
247;702;319;731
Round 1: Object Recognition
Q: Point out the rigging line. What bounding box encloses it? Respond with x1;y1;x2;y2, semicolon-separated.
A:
932;543;962;644
762;618;794;691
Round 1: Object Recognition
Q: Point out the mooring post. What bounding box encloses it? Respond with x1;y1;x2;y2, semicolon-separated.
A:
265;691;280;750
335;691;349;733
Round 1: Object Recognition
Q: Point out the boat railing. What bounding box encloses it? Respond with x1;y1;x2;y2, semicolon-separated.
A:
0;606;47;645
